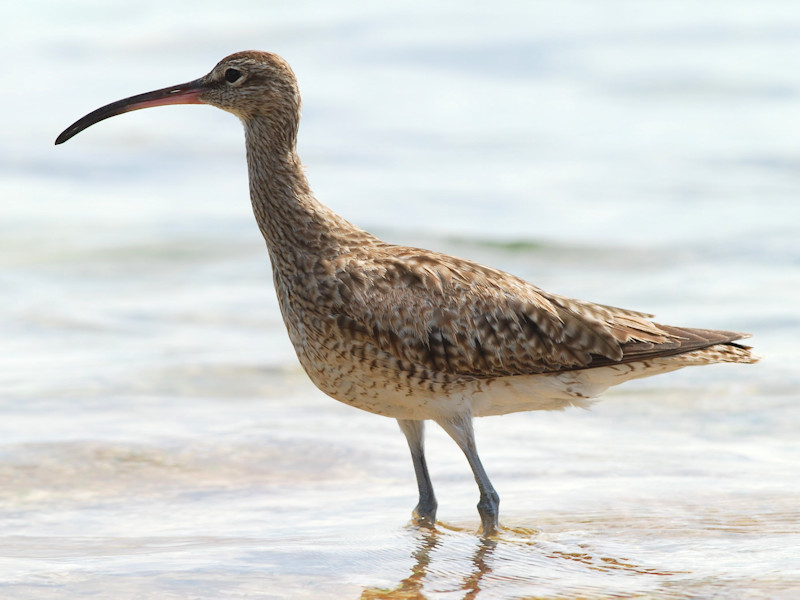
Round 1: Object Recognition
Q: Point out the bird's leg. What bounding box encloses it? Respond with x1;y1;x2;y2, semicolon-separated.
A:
435;413;499;536
397;419;438;527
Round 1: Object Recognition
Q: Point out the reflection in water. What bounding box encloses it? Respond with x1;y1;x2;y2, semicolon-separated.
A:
360;529;436;599
360;524;684;599
361;527;496;600
461;537;496;600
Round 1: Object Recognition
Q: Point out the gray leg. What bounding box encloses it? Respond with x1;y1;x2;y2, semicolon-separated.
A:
435;413;499;536
397;419;438;526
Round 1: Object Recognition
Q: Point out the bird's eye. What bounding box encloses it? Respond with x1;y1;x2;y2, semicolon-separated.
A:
225;68;242;83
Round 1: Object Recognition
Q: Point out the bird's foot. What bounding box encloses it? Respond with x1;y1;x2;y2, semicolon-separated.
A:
479;516;499;537
412;498;438;528
477;492;500;537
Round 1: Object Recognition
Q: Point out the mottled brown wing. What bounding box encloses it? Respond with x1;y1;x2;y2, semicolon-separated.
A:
328;245;742;378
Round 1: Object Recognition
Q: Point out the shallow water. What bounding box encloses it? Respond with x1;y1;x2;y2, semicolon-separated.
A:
2;1;800;598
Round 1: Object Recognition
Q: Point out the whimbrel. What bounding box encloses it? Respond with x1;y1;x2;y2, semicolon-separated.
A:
56;51;757;535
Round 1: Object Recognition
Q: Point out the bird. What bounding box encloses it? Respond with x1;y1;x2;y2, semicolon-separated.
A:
56;51;758;536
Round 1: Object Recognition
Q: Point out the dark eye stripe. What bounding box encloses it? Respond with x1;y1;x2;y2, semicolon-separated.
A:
225;68;242;83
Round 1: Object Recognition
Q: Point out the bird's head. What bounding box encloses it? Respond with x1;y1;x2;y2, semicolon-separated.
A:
55;51;301;145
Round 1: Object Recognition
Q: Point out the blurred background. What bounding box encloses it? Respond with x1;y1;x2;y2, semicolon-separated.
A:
2;1;799;599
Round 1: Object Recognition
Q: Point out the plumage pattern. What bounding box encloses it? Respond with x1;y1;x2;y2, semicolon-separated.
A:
262;232;756;422
56;50;758;535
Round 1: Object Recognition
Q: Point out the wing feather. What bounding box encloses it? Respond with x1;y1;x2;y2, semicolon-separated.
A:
327;245;746;378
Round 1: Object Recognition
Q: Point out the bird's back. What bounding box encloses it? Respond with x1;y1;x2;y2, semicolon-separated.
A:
269;239;756;419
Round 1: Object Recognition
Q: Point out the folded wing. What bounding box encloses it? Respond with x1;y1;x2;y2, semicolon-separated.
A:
327;245;748;378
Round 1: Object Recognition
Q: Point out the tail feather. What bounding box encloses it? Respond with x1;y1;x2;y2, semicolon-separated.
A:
574;325;758;371
670;341;760;366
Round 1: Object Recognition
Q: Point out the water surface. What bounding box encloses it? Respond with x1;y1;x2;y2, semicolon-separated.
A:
2;1;799;598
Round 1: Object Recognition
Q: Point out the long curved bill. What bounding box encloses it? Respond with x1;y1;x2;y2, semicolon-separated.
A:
55;78;207;145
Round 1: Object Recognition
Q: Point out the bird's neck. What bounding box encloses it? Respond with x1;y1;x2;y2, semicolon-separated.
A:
243;118;374;267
